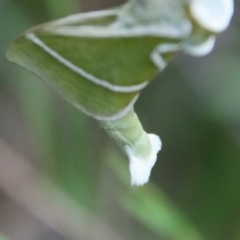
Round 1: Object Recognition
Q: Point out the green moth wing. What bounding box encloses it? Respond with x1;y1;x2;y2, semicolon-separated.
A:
6;33;139;120
6;0;234;186
6;7;182;120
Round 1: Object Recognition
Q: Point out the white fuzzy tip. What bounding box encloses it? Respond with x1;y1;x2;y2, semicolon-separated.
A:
190;0;234;32
125;134;162;187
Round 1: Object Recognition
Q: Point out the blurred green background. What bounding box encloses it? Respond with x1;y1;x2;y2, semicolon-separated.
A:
1;0;240;240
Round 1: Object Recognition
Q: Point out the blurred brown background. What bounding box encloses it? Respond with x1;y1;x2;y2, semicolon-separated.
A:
0;0;240;240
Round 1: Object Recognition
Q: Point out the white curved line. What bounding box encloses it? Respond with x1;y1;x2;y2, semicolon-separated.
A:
150;43;181;70
26;33;148;93
183;36;216;56
48;9;120;27
71;94;139;121
45;22;191;39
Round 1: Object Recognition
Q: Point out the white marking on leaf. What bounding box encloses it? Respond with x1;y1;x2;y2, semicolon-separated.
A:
150;43;181;70
47;9;120;27
72;94;139;121
26;33;148;93
183;35;216;56
44;4;191;39
46;23;191;39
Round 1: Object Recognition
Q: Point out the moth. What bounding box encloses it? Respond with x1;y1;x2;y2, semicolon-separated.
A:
6;0;234;186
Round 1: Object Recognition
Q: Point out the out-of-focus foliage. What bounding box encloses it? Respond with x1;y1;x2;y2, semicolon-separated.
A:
108;151;203;240
1;0;240;240
0;233;7;240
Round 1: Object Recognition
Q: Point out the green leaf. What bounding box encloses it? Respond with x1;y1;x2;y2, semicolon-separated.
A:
6;34;138;119
5;6;182;120
5;0;234;120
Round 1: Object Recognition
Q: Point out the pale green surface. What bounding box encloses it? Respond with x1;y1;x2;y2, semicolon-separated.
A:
39;35;159;86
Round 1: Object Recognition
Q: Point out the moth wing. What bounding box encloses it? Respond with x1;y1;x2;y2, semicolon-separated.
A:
6;9;161;120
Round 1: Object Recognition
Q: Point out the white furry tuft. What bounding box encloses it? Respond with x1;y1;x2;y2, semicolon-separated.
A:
125;134;162;186
190;0;234;32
